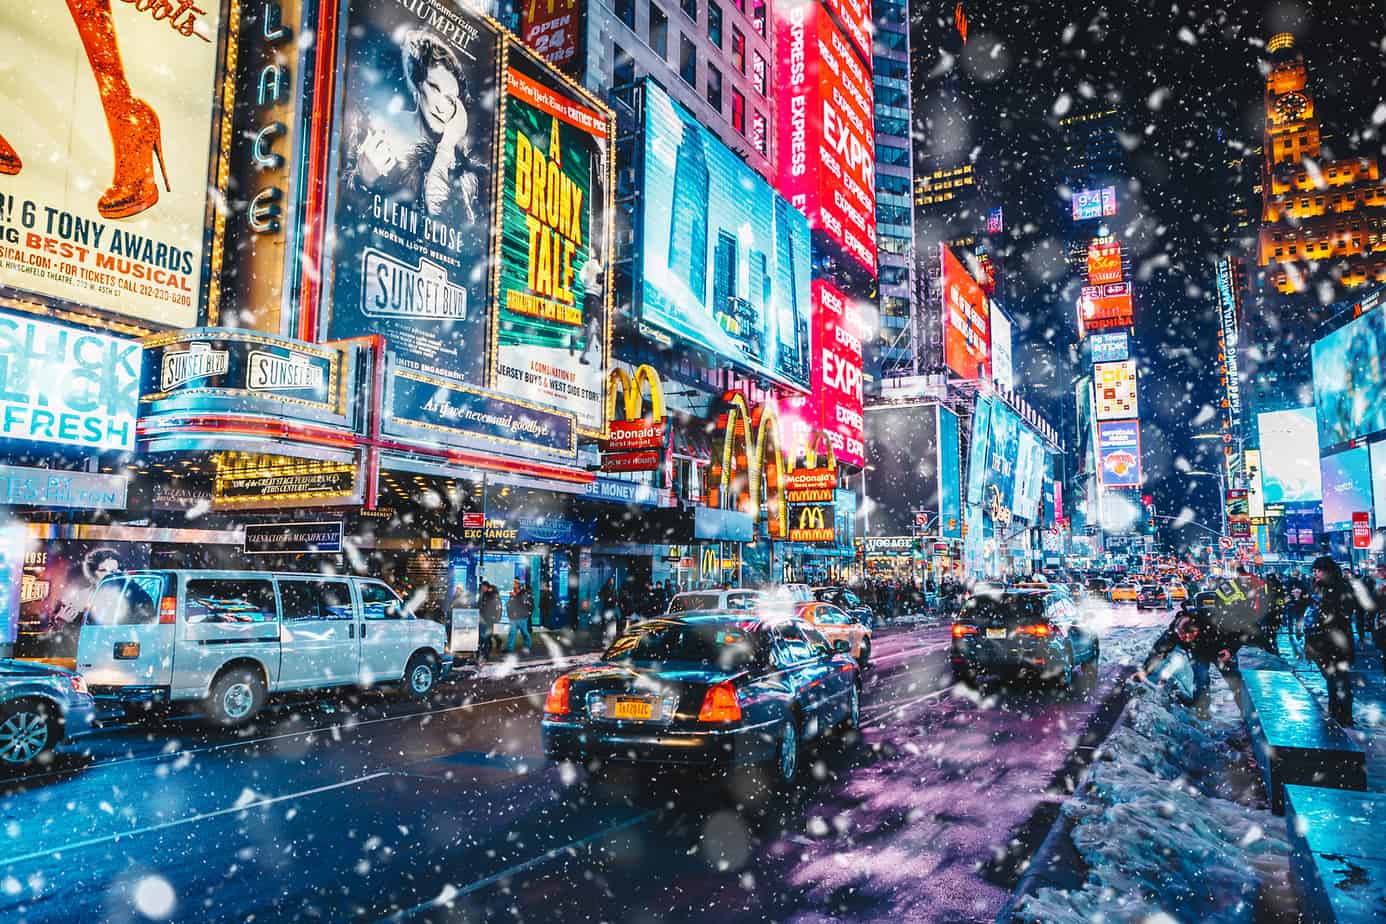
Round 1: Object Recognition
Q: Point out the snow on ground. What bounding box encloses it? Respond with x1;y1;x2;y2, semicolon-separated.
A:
1014;676;1292;924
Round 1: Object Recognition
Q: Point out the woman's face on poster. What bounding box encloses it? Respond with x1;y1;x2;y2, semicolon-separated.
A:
93;556;121;581
417;64;462;136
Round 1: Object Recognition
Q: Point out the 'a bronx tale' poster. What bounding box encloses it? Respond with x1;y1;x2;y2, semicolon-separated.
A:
492;47;613;434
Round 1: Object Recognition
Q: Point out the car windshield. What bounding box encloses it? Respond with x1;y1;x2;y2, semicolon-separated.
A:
667;593;722;613
604;621;759;670
959;595;1045;626
1141;585;1161;593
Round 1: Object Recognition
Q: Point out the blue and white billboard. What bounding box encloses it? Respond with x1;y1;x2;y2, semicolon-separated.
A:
639;81;812;390
0;312;139;452
1257;408;1322;504
939;406;962;538
965;396;992;506
1096;419;1141;488
1312;301;1386;449
1320;446;1373;532
1089;331;1129;364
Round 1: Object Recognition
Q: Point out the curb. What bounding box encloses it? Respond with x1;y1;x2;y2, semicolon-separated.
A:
992;677;1140;924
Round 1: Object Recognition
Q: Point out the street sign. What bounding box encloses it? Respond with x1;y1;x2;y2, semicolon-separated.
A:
914;512;929;526
1353;512;1372;549
1218;537;1234;550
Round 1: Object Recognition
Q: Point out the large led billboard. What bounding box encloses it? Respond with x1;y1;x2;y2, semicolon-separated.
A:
1079;282;1134;333
940;406;962;538
819;0;873;63
1093;360;1138;420
863;403;938;535
1089;331;1129;364
813;280;865;467
1257;408;1322;504
0;0;225;328
991;304;1014;390
492;47;614;432
1320;446;1373;532
1072;186;1116;220
985;400;1021;518
966;396;993;506
329;2;499;384
1312;303;1386;449
1096;419;1141;488
1087;240;1123;285
942;246;990;380
640;82;811;390
1012;429;1045;522
1372;441;1386;527
776;0;877;276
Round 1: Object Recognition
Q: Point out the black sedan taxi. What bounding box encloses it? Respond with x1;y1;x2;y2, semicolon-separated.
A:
949;589;1100;690
541;613;861;787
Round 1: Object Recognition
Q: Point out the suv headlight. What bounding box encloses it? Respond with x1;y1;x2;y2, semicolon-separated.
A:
70;675;89;695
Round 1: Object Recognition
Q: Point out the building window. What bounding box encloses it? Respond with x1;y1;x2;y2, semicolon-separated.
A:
681;0;697;21
731;88;745;134
679;34;697;86
649;5;668;58
708;1;722;46
751;111;767;155
731;27;745;72
752;51;767;96
751;0;765;36
706;64;722;111
615;0;635;28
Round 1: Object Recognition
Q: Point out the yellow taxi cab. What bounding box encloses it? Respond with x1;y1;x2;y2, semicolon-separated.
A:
796;601;873;668
1108;582;1140;603
1165;583;1188;602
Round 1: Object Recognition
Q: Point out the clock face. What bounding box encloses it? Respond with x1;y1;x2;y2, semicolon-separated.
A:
1275;92;1309;121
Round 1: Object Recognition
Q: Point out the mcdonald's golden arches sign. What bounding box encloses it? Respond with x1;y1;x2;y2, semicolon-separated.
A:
600;365;667;472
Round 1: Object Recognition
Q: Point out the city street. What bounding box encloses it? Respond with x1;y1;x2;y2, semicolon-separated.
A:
0;602;1167;923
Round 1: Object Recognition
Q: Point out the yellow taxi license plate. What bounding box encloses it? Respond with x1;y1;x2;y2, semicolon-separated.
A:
985;628;1007;640
612;699;654;720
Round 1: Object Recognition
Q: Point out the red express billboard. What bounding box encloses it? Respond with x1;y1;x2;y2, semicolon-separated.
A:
777;0;878;276
813;279;865;467
520;0;585;75
942;246;991;380
819;0;872;63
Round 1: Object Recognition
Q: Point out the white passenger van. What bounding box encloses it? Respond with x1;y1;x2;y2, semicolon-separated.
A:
75;570;452;727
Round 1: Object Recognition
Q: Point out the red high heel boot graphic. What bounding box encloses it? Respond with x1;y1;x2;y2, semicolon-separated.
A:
0;134;19;176
67;0;169;219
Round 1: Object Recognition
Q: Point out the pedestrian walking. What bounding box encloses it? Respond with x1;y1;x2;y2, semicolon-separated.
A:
1259;573;1285;655
478;581;501;661
506;579;533;652
1307;556;1356;728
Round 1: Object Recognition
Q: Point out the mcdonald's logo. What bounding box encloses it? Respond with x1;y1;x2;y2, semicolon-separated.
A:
785;428;839;503
606;364;665;425
707;391;788;539
701;546;718;578
602;365;667;464
788;504;835;543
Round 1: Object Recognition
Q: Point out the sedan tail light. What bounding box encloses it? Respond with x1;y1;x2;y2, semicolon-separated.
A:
543;676;571;715
1016;624;1052;638
951;624;978;638
697;680;742;723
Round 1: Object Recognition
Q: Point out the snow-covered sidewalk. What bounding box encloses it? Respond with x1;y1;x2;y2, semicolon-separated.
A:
1014;677;1294;923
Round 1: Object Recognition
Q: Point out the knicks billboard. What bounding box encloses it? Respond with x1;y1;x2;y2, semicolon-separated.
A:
775;0;877;276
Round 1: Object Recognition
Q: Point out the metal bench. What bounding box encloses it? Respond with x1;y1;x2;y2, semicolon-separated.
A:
1284;785;1386;923
1235;668;1366;814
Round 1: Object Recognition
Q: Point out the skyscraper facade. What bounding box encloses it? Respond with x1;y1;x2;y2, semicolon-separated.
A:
871;0;916;382
669;121;711;302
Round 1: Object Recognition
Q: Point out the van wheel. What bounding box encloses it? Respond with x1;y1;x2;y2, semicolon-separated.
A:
402;652;439;700
205;669;265;728
0;700;56;769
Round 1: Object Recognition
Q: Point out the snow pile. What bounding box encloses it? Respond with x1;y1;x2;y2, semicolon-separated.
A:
1015;683;1291;924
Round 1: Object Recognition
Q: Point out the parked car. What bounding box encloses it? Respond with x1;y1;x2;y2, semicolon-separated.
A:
666;589;763;614
811;586;875;627
541;613;861;787
1136;585;1171;610
0;659;99;769
796;601;873;667
1108;582;1140;603
76;570;452;728
949;590;1099;690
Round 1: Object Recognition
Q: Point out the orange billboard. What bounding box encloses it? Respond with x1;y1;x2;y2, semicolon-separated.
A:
1087;240;1122;285
942;246;990;380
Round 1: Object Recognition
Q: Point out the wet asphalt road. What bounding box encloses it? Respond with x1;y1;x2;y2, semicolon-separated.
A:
0;602;1166;923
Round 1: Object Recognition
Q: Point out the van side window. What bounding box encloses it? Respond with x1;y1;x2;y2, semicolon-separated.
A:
280;581;353;621
185;580;278;624
360;582;405;620
86;575;163;626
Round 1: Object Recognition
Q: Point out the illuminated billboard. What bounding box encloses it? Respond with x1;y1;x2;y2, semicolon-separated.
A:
520;0;586;74
1072;186;1116;220
0;0;225;328
1096;419;1141;488
985;400;1022;520
965;396;992;506
1089;331;1129;364
1311;302;1386;449
639;82;811;390
1079;282;1134;333
942;247;990;380
1012;428;1045;522
1087;240;1123;285
1320;446;1373;532
812;280;865;467
819;0;873;63
493;46;614;432
939;406;962;538
1373;441;1386;526
990;304;1014;390
776;0;878;276
864;404;939;535
1093;360;1138;420
1257;408;1322;504
329;1;499;384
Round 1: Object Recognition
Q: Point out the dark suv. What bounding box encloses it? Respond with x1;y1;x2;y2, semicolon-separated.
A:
950;590;1099;690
